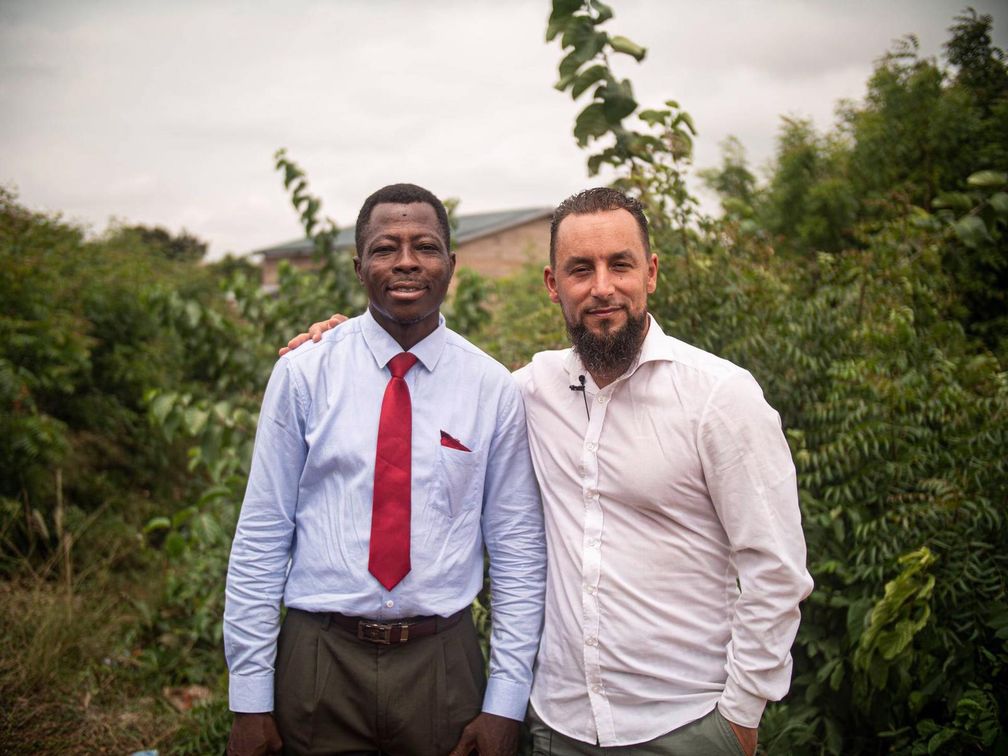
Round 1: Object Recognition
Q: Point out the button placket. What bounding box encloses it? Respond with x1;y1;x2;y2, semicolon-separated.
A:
579;389;611;737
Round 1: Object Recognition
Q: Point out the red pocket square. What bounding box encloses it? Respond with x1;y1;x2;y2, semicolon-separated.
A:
440;430;471;452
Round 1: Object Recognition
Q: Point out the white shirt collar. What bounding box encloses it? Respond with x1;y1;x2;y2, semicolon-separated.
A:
360;308;447;373
562;313;671;391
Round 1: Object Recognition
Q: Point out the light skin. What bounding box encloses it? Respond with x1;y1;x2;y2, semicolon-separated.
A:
280;208;759;756
545;208;658;388
237;201;519;756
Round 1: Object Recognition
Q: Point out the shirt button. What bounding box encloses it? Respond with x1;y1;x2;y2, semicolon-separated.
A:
385;600;394;608
591;684;602;693
584;585;595;594
589;538;600;547
597;395;607;403
585;637;597;646
585;441;597;451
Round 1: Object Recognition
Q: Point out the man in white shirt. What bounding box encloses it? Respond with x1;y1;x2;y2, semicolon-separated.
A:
515;188;813;755
288;187;813;755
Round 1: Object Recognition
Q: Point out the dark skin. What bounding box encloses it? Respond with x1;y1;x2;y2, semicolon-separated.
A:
227;713;282;756
353;201;455;351
232;202;519;756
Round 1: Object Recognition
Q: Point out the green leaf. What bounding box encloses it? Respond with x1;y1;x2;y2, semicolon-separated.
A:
638;108;668;127
574;103;609;146
143;516;171;534
988;192;1008;217
150;393;176;427
590;0;613;22
571;64;609;99
184;406;209;436
932;192;974;211
966;170;1007;188
953;215;991;248
600;78;637;123
609;34;646;61
557;49;583;84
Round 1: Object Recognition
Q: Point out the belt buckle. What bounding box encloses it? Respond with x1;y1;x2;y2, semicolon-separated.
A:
358;621;393;644
357;621;412;644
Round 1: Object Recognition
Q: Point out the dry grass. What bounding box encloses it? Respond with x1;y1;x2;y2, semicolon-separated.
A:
0;576;195;754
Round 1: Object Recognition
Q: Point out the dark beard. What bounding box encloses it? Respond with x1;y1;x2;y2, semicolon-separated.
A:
567;309;648;380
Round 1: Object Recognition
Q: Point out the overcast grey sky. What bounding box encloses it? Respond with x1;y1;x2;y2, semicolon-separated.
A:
2;1;1005;259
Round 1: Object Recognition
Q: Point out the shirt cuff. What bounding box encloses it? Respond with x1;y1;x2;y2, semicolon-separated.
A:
482;676;532;722
229;673;275;713
718;680;766;729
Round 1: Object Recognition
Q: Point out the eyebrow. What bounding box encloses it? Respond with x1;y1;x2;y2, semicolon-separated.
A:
562;249;637;270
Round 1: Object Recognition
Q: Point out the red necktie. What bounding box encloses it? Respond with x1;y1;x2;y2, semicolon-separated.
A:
369;352;418;590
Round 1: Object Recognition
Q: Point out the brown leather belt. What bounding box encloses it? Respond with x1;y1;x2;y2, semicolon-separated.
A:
325;607;466;645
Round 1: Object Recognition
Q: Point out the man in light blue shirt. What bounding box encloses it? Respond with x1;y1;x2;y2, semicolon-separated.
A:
224;183;546;756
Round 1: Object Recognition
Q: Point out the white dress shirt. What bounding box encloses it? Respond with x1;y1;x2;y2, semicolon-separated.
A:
224;310;546;720
514;315;813;746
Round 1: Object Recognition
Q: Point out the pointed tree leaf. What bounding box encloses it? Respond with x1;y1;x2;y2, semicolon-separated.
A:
590;0;613;22
574;103;609;146
988;192;1008;217
609;34;646;61
966;170;1007;188
953;215;991;248
571;64;609;99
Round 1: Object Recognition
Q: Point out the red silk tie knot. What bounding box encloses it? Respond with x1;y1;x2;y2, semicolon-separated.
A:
387;351;418;379
369;352;418;590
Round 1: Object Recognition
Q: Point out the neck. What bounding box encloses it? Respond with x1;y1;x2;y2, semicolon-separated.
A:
369;304;439;351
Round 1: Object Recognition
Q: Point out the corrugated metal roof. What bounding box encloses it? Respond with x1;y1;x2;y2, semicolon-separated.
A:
255;206;552;259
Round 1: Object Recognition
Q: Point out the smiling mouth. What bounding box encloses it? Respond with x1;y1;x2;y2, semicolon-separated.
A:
387;282;427;299
586;306;623;317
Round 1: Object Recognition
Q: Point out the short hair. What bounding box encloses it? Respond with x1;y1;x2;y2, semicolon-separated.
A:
549;187;650;267
355;183;451;254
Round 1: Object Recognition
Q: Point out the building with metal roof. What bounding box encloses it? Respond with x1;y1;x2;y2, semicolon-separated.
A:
256;206;552;289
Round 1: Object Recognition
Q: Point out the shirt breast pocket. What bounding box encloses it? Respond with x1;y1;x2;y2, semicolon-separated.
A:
432;446;483;519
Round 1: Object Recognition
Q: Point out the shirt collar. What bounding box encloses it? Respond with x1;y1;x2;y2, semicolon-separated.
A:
360;308;447;373
562;313;672;390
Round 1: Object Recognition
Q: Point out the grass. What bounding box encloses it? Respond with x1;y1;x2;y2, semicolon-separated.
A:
0;571;230;754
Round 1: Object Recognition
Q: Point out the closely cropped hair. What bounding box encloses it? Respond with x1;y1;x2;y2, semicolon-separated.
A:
355;183;451;254
549;187;650;266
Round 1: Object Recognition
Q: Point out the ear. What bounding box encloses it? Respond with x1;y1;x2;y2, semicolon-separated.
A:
353;256;363;284
544;265;561;304
448;251;457;279
646;253;658;294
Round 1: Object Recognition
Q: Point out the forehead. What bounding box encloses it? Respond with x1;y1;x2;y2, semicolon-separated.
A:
365;202;444;243
554;209;645;263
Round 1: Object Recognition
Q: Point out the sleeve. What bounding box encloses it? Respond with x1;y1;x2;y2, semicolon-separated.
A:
478;378;547;721
223;358;308;713
697;371;814;728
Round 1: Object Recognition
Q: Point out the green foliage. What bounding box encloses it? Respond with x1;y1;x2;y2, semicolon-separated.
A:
549;4;1008;753
2;4;1007;753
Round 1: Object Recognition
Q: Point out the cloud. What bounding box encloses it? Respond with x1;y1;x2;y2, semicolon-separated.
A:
1;0;1004;258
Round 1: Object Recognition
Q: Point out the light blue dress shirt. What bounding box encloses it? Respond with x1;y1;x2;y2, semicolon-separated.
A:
224;310;546;721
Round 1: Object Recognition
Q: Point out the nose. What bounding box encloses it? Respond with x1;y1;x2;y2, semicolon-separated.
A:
590;267;615;298
392;245;421;272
